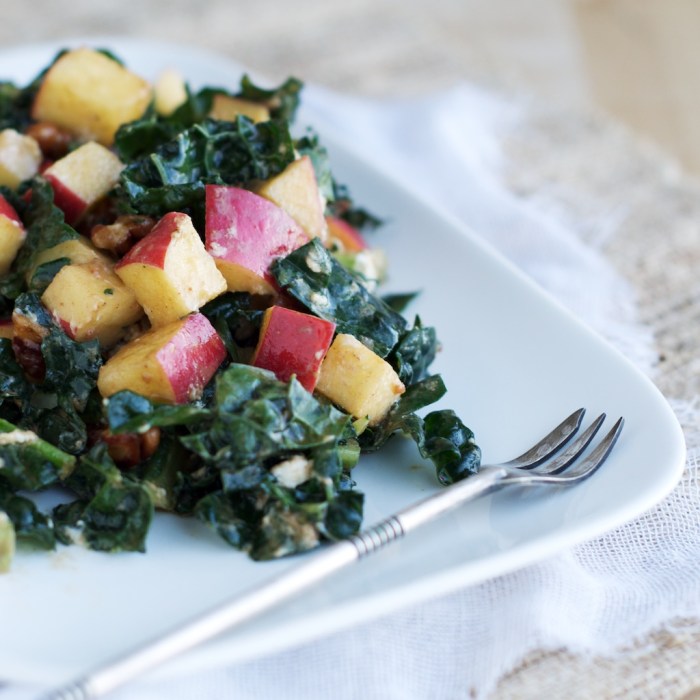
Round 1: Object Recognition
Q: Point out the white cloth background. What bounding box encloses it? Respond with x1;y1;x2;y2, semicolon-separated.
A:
4;84;699;700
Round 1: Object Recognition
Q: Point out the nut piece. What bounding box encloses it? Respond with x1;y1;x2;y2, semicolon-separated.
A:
25;122;72;160
91;215;156;257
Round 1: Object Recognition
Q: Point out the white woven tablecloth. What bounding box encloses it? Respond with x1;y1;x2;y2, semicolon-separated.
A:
3;79;698;700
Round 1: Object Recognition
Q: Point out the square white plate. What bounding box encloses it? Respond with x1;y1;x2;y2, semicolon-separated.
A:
0;39;686;686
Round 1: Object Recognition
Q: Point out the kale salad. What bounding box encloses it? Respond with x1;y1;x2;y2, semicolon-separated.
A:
0;48;481;572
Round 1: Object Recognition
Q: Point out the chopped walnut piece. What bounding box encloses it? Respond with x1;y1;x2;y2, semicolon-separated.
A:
91;215;156;257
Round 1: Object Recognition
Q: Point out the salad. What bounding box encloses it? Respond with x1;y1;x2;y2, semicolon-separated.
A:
0;47;480;571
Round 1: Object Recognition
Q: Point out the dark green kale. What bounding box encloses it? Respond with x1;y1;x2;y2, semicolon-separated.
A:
0;53;55;132
0;481;55;549
271;238;407;358
54;443;153;552
200;292;264;361
0;338;31;413
237;75;303;123
12;293;101;454
388;317;438;386
105;364;362;559
359;375;481;484
115;117;296;224
0;417;76;491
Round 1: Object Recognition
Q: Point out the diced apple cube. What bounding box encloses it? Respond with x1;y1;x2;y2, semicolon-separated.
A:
0;194;25;275
154;69;187;116
43;142;124;225
97;313;227;404
251;306;335;392
257;156;328;241
0;129;42;189
26;234;107;283
209;94;270;123
205;185;308;296
115;211;227;327
41;259;144;347
31;48;151;146
316;333;405;425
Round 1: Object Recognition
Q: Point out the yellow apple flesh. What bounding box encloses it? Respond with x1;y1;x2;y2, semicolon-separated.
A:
41;259;144;347
26;235;107;284
0;129;41;190
256;156;328;241
115;211;227;327
209;94;270;123
154;69;187;116
31;48;151;146
316;333;405;425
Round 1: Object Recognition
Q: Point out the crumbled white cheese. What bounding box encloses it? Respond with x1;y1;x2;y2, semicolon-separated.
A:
271;455;313;489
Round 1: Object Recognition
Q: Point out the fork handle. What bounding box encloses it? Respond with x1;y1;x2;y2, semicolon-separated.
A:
43;467;506;700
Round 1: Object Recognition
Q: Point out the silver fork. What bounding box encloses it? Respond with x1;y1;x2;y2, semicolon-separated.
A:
42;408;623;700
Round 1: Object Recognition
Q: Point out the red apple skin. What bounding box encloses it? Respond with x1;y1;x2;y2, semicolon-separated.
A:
251;306;336;392
157;313;227;403
116;211;180;269
325;215;367;252
0;195;22;226
205;185;308;293
43;172;87;225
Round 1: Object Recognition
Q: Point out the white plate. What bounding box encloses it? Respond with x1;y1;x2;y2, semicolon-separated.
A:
0;39;686;686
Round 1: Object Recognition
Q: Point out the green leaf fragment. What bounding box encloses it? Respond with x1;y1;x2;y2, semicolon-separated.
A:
0;417;75;491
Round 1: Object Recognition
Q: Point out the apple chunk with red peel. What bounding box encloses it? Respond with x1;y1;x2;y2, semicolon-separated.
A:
97;313;227;404
205;185;308;296
251;306;336;392
115;211;227;327
43;142;124;225
316;333;405;426
41;259;144;347
256;156;328;241
31;48;151;146
0;194;25;276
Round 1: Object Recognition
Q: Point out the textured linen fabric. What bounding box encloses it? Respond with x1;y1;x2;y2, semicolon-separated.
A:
4;84;698;700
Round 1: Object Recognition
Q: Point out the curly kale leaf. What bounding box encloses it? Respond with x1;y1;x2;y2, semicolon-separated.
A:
388;317;438;386
0;481;55;550
237;75;303;123
115;117;295;223
102;365;362;558
11;293;101;454
0;417;75;491
54;443;153;552
271;238;407;358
